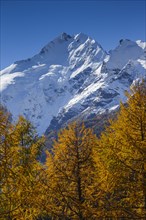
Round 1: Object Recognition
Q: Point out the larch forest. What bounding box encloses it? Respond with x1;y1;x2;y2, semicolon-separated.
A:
0;80;146;219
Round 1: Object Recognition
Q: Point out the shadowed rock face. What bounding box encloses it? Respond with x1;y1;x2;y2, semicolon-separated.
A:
0;33;146;135
45;108;119;151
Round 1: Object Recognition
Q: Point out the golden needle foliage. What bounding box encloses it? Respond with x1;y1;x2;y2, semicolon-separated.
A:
45;123;102;219
96;80;146;218
0;80;146;219
0;110;45;220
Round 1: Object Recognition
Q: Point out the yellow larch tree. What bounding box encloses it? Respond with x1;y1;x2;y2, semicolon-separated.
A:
97;80;146;218
12;116;45;220
0;111;45;220
0;107;20;219
45;122;105;219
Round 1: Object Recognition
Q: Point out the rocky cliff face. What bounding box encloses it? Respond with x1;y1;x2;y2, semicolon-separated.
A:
0;33;146;134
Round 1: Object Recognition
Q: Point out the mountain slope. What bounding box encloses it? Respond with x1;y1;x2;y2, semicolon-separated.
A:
0;33;146;134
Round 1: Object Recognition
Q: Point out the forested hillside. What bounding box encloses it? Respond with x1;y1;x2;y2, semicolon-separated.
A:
0;80;146;219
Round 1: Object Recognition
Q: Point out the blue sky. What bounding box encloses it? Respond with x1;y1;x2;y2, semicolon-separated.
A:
1;0;146;69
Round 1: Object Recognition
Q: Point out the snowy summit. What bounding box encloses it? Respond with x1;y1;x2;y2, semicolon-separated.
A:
0;33;146;134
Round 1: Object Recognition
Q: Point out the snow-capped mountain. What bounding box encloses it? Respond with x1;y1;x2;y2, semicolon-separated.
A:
0;33;146;134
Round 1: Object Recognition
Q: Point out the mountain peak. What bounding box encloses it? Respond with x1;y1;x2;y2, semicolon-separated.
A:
60;32;72;41
39;32;72;54
1;33;145;134
119;38;131;45
118;39;139;48
74;32;89;40
106;39;144;69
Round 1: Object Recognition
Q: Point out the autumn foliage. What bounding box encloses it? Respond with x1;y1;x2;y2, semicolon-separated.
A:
0;80;146;219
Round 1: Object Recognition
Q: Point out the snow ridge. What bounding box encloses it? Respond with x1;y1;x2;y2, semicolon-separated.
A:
0;33;146;134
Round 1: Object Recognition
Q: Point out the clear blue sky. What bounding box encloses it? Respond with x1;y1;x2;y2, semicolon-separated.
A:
1;0;146;69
